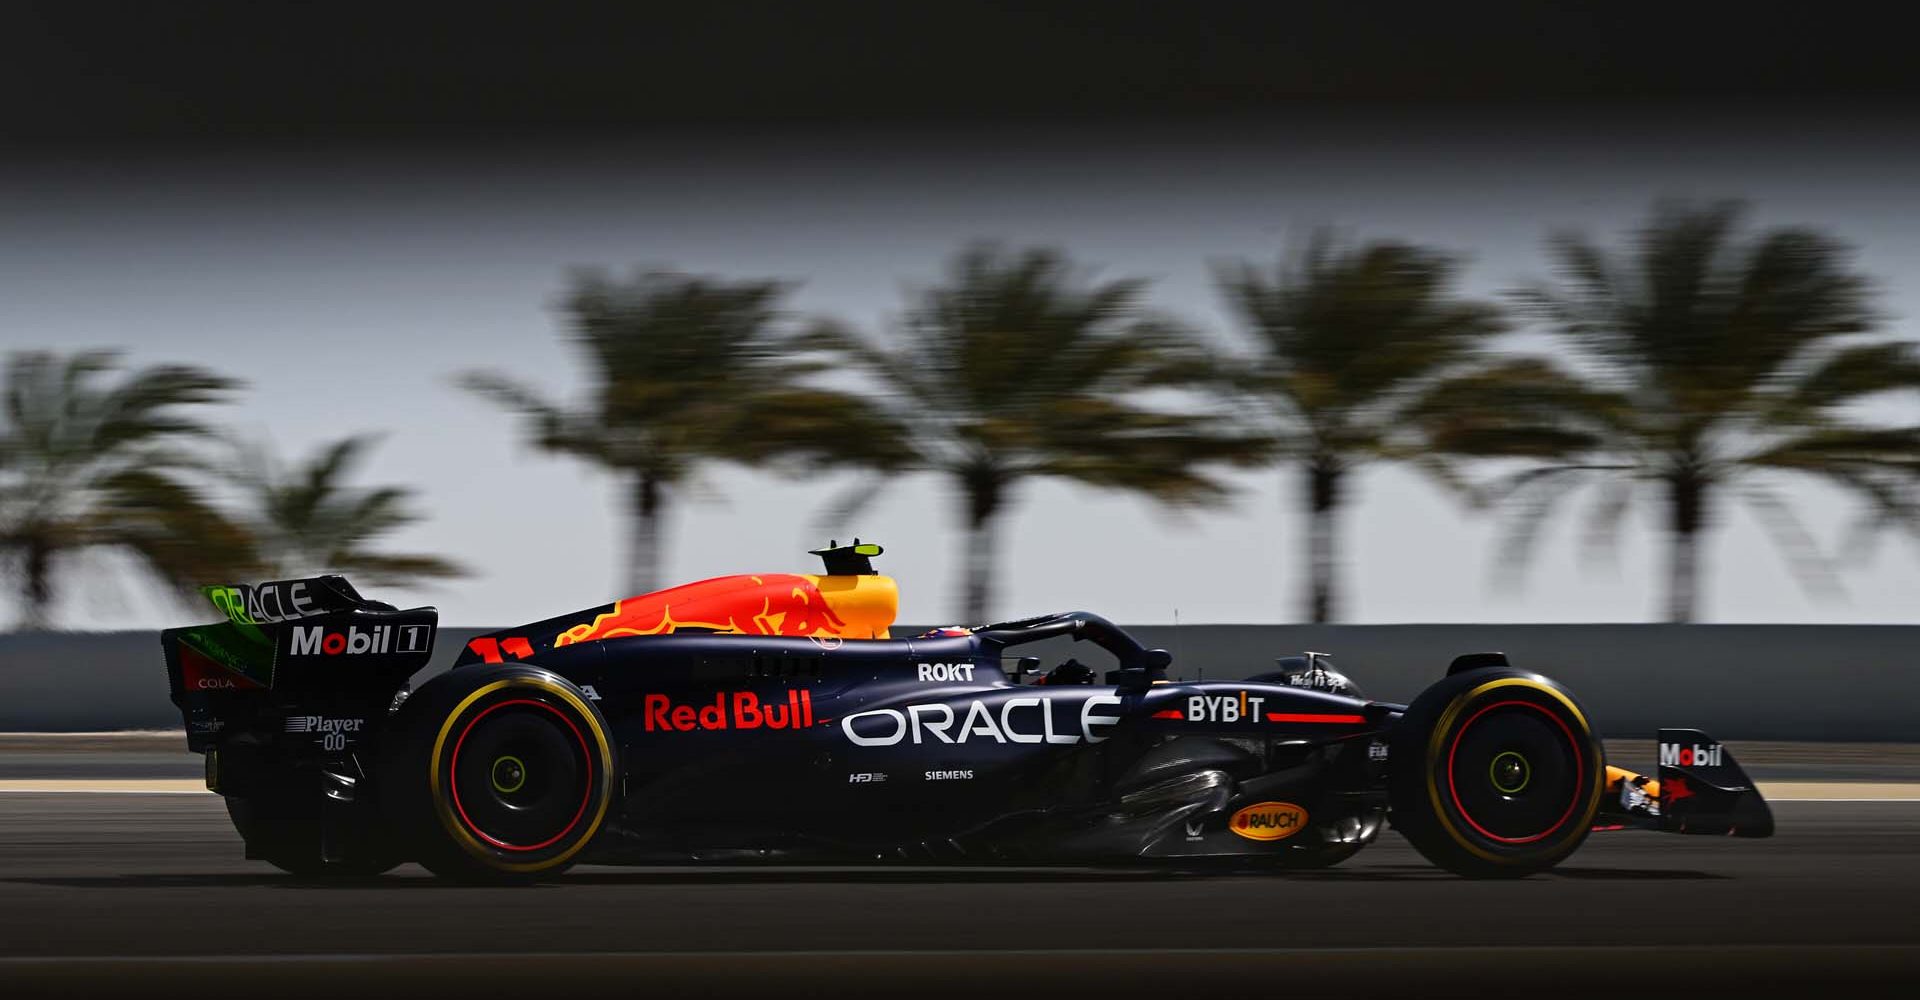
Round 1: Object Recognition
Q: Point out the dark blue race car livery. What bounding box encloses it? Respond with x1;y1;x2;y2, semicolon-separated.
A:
162;542;1772;881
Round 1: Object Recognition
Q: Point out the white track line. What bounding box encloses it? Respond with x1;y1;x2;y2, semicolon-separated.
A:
1756;781;1920;800
1771;798;1920;802
0;788;211;795
0;779;207;793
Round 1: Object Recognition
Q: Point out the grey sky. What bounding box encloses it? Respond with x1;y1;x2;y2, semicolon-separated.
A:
6;110;1919;628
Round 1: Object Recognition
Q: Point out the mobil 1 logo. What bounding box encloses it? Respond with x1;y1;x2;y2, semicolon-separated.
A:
283;616;435;659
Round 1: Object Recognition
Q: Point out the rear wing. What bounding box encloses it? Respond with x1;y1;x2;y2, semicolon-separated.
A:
162;575;438;752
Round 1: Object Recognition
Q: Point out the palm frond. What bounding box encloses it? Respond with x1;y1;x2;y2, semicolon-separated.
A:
1217;232;1511;456
1772;340;1920;418
235;434;466;586
0;351;251;622
1407;356;1621;459
1744;426;1920;471
86;468;262;599
1580;474;1636;568
1739;483;1843;600
1488;466;1591;590
1490;201;1897;616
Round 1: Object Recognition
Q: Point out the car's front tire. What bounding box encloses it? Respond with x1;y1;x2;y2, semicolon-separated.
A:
380;664;615;883
1388;667;1604;877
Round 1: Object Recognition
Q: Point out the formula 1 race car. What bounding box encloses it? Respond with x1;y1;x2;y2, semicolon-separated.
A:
162;542;1773;882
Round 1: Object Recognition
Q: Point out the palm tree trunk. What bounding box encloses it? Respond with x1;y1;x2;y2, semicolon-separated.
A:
1664;474;1704;623
958;470;1004;624
19;537;53;630
627;472;662;596
1303;460;1342;624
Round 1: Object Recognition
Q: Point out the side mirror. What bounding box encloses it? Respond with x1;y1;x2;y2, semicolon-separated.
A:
1112;649;1171;691
1016;656;1042;676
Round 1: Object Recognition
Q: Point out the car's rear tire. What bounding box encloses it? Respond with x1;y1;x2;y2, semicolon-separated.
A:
1388;667;1604;877
381;664;615;884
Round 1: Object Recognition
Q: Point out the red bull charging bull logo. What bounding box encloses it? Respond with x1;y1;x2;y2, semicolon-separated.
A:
554;574;852;646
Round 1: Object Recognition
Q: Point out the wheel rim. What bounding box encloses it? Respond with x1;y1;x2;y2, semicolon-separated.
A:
1489;750;1531;793
1445;700;1583;845
448;699;593;852
491;755;527;794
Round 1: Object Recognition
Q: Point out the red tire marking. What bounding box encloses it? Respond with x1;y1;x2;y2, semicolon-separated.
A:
1444;699;1583;845
448;698;593;852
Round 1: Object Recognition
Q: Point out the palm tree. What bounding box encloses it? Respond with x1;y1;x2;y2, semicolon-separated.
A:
0;350;252;629
1458;200;1919;621
460;269;902;595
229;434;466;586
1213;232;1510;622
804;243;1268;623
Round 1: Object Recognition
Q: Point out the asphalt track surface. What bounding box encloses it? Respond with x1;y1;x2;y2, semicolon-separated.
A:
2;792;1918;998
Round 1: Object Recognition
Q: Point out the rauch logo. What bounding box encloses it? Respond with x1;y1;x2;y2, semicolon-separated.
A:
1229;801;1309;842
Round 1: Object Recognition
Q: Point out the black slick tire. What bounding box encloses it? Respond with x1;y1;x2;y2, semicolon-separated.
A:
1387;667;1604;878
380;664;615;884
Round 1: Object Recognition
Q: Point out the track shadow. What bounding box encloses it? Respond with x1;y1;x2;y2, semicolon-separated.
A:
4;863;1724;890
1277;865;1458;882
1546;866;1728;881
3;868;1197;890
560;864;1726;886
558;867;1202;886
1281;865;1724;883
